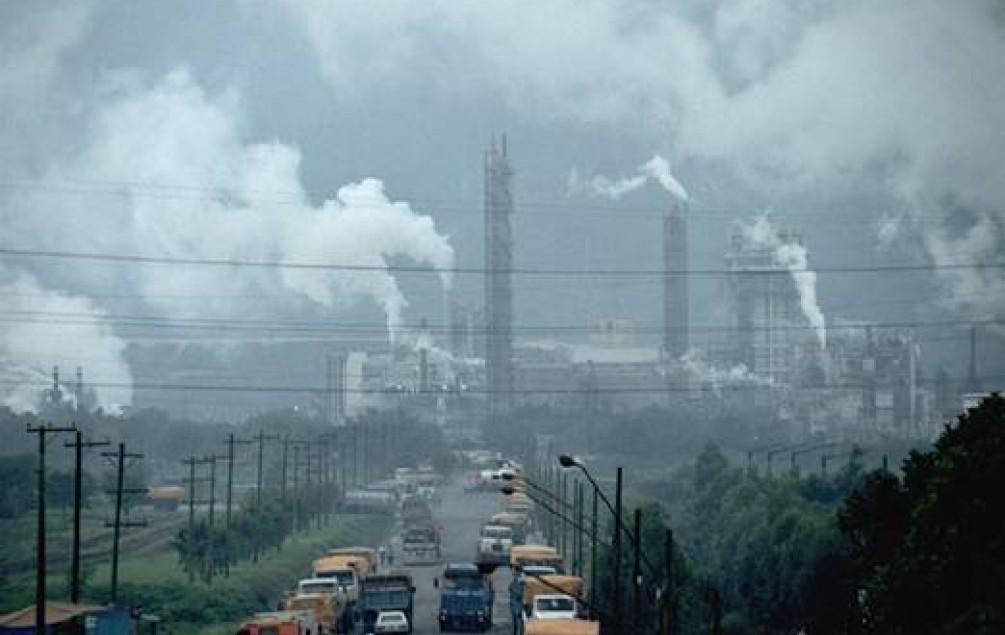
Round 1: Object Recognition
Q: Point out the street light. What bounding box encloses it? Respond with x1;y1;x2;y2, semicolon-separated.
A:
560;456;625;634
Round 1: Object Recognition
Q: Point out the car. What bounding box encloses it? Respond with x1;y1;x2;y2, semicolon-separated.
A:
531;594;578;620
375;610;411;634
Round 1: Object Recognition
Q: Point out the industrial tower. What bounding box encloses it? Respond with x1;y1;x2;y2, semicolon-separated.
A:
484;136;515;420
663;199;689;359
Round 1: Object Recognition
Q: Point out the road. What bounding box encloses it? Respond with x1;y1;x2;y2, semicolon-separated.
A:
392;479;515;635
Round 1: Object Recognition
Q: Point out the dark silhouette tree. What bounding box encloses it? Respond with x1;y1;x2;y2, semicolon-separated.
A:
839;392;1005;634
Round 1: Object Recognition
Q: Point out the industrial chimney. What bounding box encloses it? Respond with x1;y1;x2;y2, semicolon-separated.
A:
663;198;689;359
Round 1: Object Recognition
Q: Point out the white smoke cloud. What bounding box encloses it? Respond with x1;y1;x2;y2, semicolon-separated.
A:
739;216;827;349
680;348;773;396
282;0;1005;318
570;155;688;201
0;268;132;412
775;243;826;349
2;69;454;343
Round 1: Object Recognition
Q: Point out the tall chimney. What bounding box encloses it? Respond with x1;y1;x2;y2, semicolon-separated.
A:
662;199;689;359
967;325;979;392
75;366;84;412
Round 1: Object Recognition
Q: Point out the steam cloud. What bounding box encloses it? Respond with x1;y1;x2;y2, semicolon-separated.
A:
680;349;773;395
0;268;132;412
740;216;827;349
570;155;689;202
0;69;455;409
285;0;1005;320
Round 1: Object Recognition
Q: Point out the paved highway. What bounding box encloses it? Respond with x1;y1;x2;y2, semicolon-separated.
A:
391;479;515;635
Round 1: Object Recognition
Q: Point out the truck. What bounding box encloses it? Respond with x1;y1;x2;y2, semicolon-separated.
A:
510;545;565;574
327;547;379;575
343;490;398;515
237;610;318;635
437;563;494;632
476;524;514;566
358;573;416;634
401;521;442;565
490;512;529;545
400;495;433;525
281;578;350;634
523;619;599;635
313;553;371;628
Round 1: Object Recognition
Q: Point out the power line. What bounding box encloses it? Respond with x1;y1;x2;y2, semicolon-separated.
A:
0;177;954;221
1;374;999;396
0;309;998;335
1;245;1001;277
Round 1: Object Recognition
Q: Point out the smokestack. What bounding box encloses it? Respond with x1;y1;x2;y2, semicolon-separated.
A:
967;325;979;392
326;353;347;425
419;348;429;393
75;366;84;412
50;365;62;404
663;199;689;359
484;134;515;421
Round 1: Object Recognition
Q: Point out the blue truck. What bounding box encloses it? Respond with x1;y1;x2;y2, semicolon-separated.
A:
358;573;415;634
437;563;494;632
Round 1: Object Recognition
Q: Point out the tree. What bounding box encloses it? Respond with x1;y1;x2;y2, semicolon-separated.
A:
839;393;1005;634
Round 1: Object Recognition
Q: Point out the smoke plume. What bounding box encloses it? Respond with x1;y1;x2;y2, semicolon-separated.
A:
570;155;689;202
680;349;773;395
2;69;454;341
0;268;132;412
740;216;827;349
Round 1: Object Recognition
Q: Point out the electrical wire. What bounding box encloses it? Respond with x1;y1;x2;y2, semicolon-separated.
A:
1;245;1002;277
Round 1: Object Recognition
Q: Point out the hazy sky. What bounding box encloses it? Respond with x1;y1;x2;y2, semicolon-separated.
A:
1;0;1002;409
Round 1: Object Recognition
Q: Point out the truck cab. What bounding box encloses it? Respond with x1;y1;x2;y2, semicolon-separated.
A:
531;595;578;620
438;563;494;632
477;524;514;565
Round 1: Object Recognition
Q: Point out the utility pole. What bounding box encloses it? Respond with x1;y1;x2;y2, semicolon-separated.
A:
102;442;146;603
665;529;675;635
253;430;278;510
27;422;76;633
281;435;290;502
591;486;598;621
205;454;227;528
613;467;623;635
181;456;208;580
632;508;642;634
64;431;109;603
223;434;251;528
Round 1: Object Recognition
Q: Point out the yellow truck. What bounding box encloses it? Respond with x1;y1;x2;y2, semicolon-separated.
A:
281;578;349;634
510;545;565;573
313;553;370;620
326;546;378;574
523;619;599;635
521;575;584;614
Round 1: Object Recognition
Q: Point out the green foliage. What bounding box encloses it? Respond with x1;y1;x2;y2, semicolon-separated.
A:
0;454;35;518
630;443;862;634
839;393;1005;634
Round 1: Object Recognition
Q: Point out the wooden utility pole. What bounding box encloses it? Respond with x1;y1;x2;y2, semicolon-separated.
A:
253;430;278;510
613;467;623;635
102;443;146;603
632;508;643;634
181;456;209;580
223;434;251;528
281;435;290;501
27;422;76;633
591;486;598;620
64;431;109;603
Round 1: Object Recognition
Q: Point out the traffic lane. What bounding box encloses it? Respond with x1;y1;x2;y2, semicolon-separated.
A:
399;480;515;635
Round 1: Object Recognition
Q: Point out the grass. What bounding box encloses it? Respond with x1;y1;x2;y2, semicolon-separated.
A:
82;514;392;634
